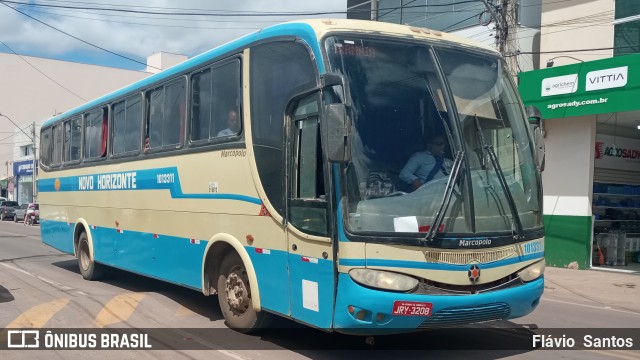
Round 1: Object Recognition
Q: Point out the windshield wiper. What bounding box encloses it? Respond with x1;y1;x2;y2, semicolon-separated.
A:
473;115;524;240
424;150;465;243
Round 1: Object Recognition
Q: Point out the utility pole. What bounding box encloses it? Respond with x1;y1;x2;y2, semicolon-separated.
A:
481;0;520;76
371;0;377;21
503;0;520;76
32;121;37;203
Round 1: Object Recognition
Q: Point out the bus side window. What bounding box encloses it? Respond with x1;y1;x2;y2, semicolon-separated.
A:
62;116;81;163
146;86;164;151
52;123;63;166
289;93;328;236
84;107;107;160
164;79;185;147
212;61;241;138
112;95;142;156
40;127;52;167
146;79;185;151
190;68;212;142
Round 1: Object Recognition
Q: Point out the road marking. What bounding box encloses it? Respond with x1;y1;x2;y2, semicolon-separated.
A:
6;298;70;328
218;350;254;360
95;293;146;328
542;298;640;316
175;305;196;317
0;262;73;291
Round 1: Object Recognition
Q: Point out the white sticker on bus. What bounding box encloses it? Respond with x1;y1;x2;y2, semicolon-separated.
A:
208;182;218;193
302;279;319;312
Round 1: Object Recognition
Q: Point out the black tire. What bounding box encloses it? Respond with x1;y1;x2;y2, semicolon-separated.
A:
77;232;105;280
217;253;272;333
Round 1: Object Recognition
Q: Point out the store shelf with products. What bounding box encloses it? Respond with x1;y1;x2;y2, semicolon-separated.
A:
592;182;640;267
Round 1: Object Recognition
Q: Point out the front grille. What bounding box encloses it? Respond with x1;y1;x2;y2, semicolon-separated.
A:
423;247;515;265
418;303;511;328
413;274;521;295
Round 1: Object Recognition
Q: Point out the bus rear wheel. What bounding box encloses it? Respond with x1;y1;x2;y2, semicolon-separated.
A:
217;253;271;332
77;232;105;280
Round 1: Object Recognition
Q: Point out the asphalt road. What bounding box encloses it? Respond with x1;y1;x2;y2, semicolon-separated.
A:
0;220;639;360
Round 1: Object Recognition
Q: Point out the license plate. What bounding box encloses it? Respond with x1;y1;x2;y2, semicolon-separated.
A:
392;301;433;316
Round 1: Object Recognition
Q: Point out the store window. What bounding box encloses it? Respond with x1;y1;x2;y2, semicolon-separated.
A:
614;0;640;56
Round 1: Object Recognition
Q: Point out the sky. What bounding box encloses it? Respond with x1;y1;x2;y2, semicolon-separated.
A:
0;0;348;70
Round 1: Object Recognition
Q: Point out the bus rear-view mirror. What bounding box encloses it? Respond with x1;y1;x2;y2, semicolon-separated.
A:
324;103;351;163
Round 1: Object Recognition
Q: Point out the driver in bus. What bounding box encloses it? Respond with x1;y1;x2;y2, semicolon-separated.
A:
217;110;240;137
399;135;453;191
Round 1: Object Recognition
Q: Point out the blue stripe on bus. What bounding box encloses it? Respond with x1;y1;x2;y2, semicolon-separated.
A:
340;252;544;271
41;218;328;322
42;22;325;128
37;166;262;204
42;219;293;315
41;220;207;290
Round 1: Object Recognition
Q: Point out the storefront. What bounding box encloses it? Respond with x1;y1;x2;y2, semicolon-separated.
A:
13;159;37;205
0;177;7;199
519;53;640;270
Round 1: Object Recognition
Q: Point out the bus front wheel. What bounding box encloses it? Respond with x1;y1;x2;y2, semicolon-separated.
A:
77;232;105;280
217;253;271;332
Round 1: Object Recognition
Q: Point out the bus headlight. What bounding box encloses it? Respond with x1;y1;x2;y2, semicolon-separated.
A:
518;259;545;282
349;268;418;292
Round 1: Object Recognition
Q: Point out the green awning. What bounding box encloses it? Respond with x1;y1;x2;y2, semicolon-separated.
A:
518;54;640;119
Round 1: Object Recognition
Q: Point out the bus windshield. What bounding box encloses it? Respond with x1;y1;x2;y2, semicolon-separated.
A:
324;36;542;242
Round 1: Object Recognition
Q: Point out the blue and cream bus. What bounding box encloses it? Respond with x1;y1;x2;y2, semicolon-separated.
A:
39;19;545;334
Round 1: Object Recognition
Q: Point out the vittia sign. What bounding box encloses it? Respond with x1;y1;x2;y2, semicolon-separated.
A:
594;134;640;171
586;66;628;92
541;74;578;97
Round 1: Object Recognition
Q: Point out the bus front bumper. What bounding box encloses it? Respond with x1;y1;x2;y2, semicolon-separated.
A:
332;273;543;335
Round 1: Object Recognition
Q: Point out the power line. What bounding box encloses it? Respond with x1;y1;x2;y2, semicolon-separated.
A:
1;1;160;70
0;113;34;141
0;40;87;101
2;0;483;17
442;11;485;32
20;8;265;30
506;44;640;56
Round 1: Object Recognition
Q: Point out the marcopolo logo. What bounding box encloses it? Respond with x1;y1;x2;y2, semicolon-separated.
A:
541;74;578;97
586;66;628;92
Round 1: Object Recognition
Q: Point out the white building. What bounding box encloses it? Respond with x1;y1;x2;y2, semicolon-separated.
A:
0;52;186;203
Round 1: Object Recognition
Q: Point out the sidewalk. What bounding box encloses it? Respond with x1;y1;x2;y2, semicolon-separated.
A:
543;266;640;313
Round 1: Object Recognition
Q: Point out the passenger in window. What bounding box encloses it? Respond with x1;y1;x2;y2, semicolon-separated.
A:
217;110;240;137
399;135;453;191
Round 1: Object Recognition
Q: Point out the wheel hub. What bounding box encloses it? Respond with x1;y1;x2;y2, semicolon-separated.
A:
225;271;249;314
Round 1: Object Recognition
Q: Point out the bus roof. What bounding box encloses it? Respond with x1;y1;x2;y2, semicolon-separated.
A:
42;19;498;128
296;18;498;54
